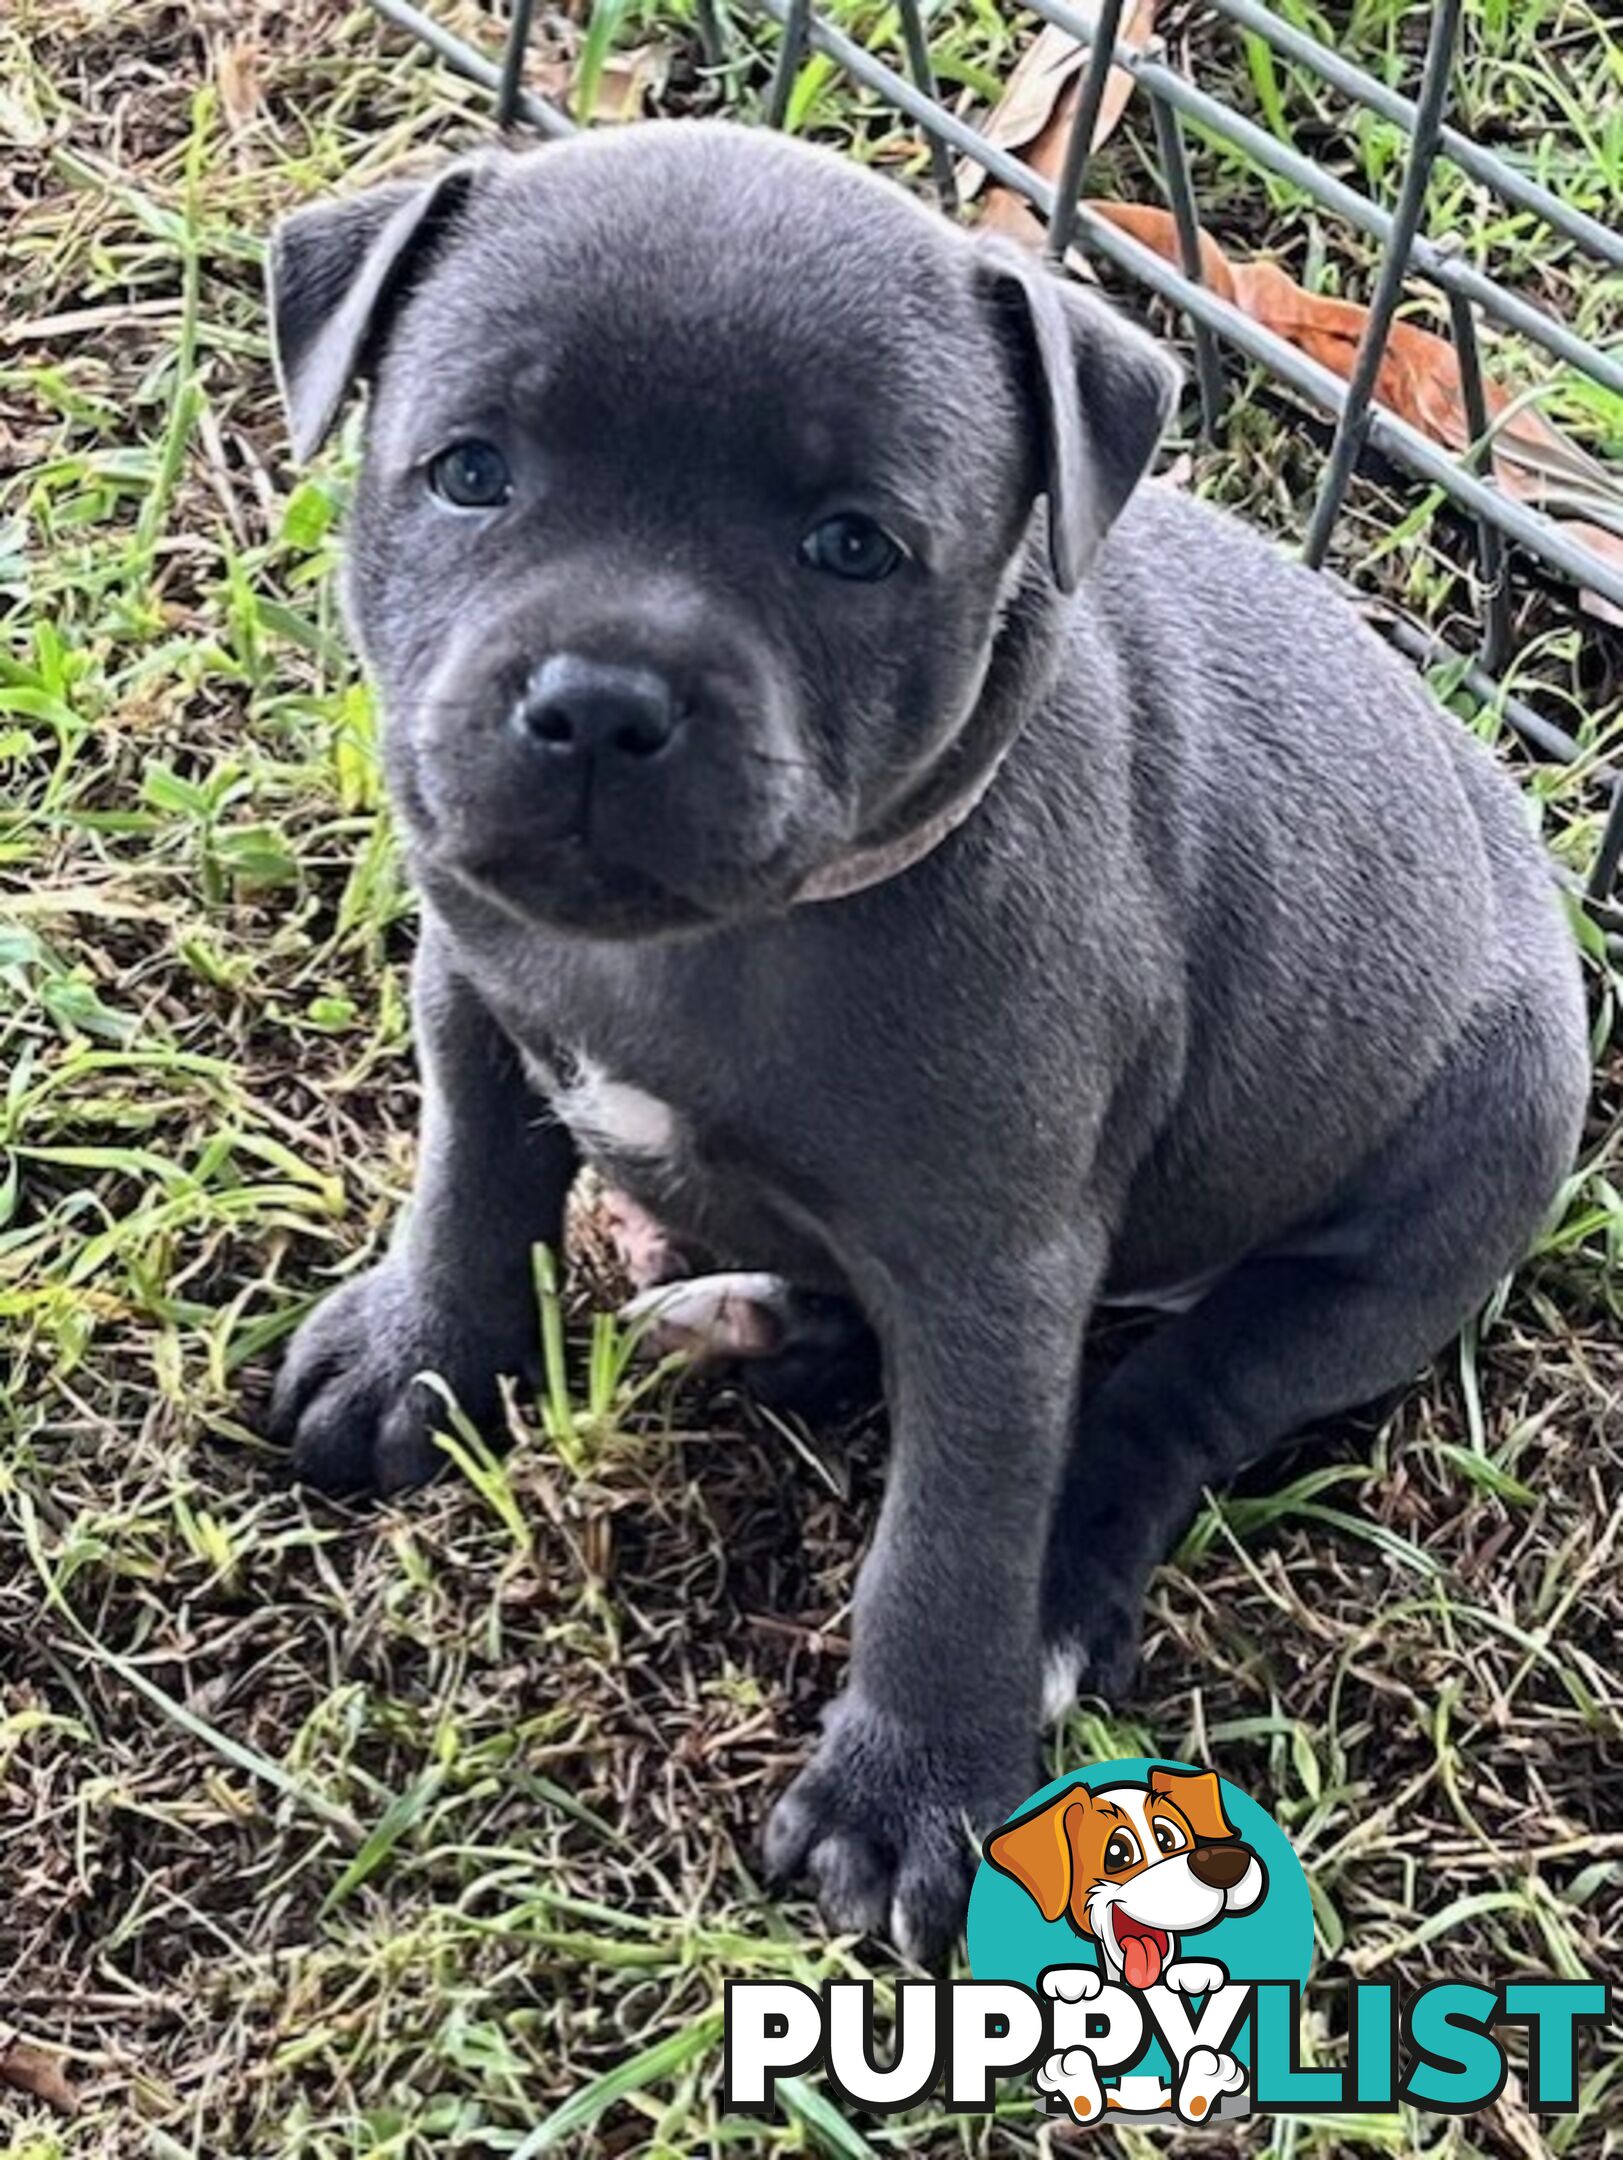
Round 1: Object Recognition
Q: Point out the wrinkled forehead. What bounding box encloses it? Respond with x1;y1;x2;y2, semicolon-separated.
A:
381;138;1006;490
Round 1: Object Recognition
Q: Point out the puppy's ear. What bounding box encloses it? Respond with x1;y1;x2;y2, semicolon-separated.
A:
1149;1766;1237;1845
985;1788;1094;1924
984;246;1180;592
267;160;485;461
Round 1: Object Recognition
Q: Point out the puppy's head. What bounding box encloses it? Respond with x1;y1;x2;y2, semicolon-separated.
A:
986;1768;1265;1987
269;122;1176;937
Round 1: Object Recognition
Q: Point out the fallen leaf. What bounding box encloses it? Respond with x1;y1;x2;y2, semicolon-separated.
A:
976;190;1053;254
966;2;1161;206
590;44;668;123
215;36;261;131
1564;525;1623;627
1070;197;1237;298
0;2038;79;2116
529;41;669;123
1084;201;1623;626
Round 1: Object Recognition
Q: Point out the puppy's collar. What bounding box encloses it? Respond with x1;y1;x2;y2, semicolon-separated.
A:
792;746;1010;905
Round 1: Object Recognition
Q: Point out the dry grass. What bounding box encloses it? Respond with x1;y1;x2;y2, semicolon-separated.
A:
2;1;1620;2154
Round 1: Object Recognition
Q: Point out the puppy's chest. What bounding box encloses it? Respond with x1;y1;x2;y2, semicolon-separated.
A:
521;1037;835;1280
522;1042;687;1174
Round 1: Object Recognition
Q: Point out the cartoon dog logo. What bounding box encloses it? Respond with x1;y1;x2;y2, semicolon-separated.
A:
986;1765;1267;2126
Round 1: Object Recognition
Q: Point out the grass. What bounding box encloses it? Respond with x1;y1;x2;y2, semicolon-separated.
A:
2;0;1621;2154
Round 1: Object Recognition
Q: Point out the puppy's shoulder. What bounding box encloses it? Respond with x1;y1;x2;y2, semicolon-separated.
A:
1092;481;1427;727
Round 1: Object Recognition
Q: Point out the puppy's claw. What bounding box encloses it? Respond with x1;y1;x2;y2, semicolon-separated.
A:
891;1844;977;1966
809;1831;892;1937
761;1778;822;1888
374;1392;453;1495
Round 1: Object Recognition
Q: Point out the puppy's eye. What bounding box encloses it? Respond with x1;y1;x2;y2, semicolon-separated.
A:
1153;1820;1186;1855
428;440;512;510
801;512;904;582
1104;1831;1140;1873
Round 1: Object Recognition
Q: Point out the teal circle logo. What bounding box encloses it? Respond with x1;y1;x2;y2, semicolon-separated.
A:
967;1758;1313;2127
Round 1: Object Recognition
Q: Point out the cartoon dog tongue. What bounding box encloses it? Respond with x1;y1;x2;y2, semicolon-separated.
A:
1117;1918;1166;1989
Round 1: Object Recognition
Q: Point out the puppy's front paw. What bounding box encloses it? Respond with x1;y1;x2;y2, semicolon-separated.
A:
762;1695;1034;1962
1040;1597;1143;1717
271;1259;529;1494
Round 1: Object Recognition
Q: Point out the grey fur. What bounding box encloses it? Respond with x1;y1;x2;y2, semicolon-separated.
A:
266;121;1589;1958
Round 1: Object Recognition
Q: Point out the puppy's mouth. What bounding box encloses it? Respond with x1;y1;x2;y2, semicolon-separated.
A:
1112;1908;1170;1990
441;835;716;939
389;738;848;936
426;810;841;938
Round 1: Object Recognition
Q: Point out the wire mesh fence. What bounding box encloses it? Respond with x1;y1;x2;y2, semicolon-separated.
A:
363;0;1623;914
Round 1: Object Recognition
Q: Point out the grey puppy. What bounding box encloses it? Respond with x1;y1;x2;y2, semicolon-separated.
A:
267;120;1588;1956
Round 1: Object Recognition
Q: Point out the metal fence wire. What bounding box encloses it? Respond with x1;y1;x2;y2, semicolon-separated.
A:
365;0;1623;914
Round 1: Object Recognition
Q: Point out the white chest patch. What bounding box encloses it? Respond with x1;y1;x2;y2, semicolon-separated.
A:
524;1048;680;1162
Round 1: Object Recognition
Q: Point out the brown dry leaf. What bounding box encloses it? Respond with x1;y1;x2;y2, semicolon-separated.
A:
590;45;668;123
1072;198;1237;298
976;191;1052;252
1563;525;1623;626
0;2038;80;2116
529;43;669;124
1086;200;1623;627
966;1;1161;207
214;36;261;131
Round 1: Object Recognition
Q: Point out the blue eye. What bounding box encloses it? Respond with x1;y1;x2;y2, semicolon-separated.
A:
428;440;512;509
801;512;904;582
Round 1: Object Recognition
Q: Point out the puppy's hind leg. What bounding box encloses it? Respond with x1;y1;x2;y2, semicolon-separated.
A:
1042;990;1587;1709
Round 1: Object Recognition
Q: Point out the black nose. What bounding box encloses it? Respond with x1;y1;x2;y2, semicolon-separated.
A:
514;655;680;760
1189;1843;1253;1891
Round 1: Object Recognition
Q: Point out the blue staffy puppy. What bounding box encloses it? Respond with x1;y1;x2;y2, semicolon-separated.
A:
266;120;1588;1956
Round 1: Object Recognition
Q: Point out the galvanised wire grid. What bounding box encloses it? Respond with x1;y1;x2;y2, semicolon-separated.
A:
364;0;1623;914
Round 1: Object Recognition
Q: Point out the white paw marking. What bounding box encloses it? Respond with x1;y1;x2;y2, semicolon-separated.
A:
1096;1265;1225;1314
1176;2044;1247;2124
620;1273;788;1359
1162;1958;1227;1995
1042;1965;1103;2003
1037;2046;1104;2124
1040;1640;1085;1723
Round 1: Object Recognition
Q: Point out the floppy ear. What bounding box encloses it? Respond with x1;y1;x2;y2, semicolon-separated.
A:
1150;1767;1238;1844
267;160;484;461
985;247;1181;593
985;1788;1094;1924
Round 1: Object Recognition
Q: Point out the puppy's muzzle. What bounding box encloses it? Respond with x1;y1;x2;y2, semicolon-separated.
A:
1188;1842;1253;1891
513;653;684;764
